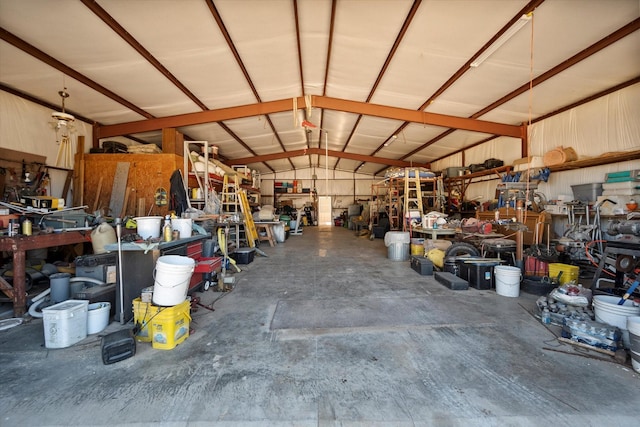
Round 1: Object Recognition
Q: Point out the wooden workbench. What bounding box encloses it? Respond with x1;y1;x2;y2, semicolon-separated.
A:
0;231;92;317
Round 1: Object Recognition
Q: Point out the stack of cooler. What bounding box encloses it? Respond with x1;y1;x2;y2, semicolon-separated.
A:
598;170;640;215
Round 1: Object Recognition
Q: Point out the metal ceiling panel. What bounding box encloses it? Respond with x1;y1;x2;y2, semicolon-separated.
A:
0;0;201;118
479;34;640;124
313;109;359;148
324;0;414;101
0;42;147;125
265;158;296;173
270;111;308;149
369;0;528;109
298;0;332;95
214;0;300;102
345;116;405;153
97;0;257;110
436;0;639;122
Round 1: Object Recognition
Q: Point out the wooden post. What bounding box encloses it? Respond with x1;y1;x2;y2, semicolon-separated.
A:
72;135;85;207
516;200;524;263
162;128;184;156
92;176;104;212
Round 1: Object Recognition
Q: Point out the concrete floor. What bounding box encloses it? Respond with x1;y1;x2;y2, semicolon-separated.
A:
0;226;638;426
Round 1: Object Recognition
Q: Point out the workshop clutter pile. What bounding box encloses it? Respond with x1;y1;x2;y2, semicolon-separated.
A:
20;256;116;350
598;169;640;216
535;277;640;369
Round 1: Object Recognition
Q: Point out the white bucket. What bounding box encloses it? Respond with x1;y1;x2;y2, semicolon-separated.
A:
628;316;640;355
593;295;640;349
631;350;640;374
495;265;521;297
87;302;110;334
135;216;162;239
171;218;193;238
152;255;195;306
272;222;286;243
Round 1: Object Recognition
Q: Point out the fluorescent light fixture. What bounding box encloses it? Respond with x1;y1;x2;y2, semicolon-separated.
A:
383;134;398;147
470;14;532;68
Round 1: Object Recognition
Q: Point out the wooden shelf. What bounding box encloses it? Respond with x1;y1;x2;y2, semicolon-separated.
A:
548;149;640;172
444;166;511;183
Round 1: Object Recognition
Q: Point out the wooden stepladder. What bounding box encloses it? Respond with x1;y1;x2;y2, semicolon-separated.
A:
238;189;258;248
403;168;423;231
221;174;240;214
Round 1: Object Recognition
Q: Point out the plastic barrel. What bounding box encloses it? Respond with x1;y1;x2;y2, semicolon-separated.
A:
49;272;71;303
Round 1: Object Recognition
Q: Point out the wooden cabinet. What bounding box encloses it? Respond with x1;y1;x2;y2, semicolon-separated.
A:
476;208;551;246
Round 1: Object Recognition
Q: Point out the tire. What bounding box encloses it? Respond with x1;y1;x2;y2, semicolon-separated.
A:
444;242;480;258
521;276;554;296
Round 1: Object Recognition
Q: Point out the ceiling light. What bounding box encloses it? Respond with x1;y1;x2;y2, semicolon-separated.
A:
470;14;532;68
383;135;397;147
50;88;75;143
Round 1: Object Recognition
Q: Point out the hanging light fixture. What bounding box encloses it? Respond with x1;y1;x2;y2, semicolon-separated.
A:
50;87;77;168
51;87;75;144
470;13;532;68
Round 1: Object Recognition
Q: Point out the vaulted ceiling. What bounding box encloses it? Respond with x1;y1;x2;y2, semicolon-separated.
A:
1;0;638;176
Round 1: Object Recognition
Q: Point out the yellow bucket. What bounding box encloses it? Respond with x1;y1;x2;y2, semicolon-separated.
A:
132;298;153;342
150;299;191;350
410;238;424;256
132;298;191;349
548;263;579;284
410;244;424;256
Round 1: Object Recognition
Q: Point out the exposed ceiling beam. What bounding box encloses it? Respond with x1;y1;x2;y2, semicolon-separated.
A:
230;148;428;168
369;0;546;164
317;0;337;168
314;97;523;137
337;0;422;170
0;83;96;125
80;0;208;111
0;27;153;119
427;77;640;166
205;0;290;170
396;16;640;165
419;0;546;112
97;95;522;138
473;17;640;119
